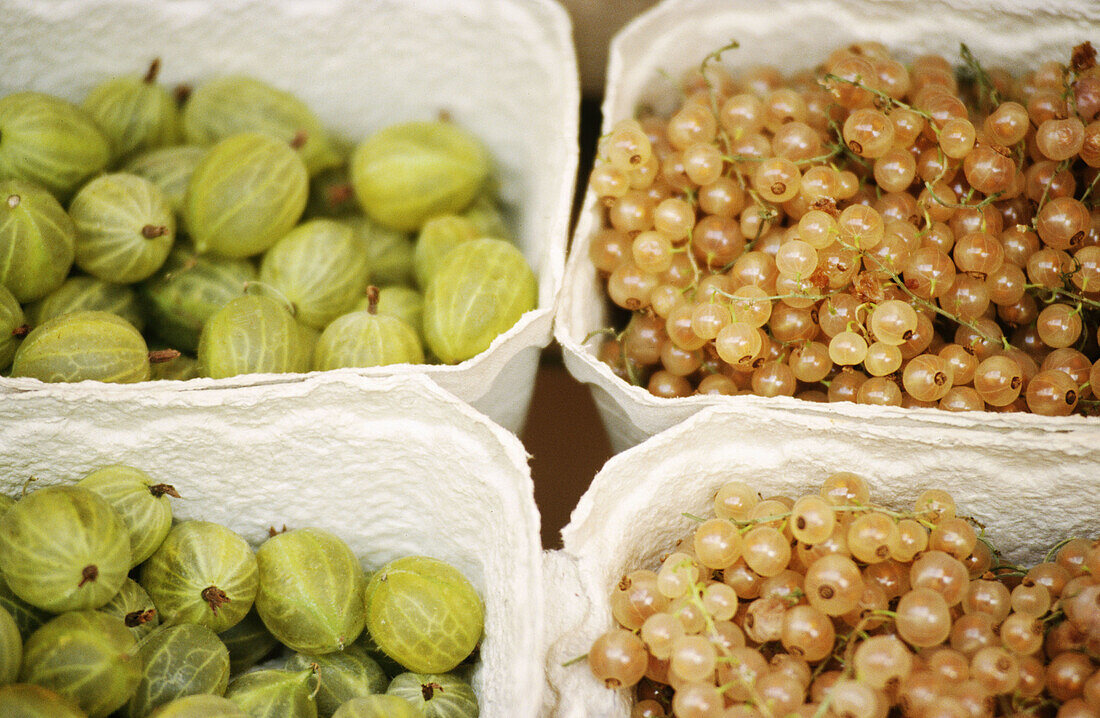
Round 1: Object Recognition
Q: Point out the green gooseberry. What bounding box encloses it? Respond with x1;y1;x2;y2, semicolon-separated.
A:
313;300;424;370
0;179;76;303
125;623;231;718
0;485;130;612
462;193;511;240
422;238;536;364
259;219;370;330
147;693;248;717
11;310;150;383
0;572;50;641
413;215;479;290
99;577;160;641
385;672;478;718
140;242;255;354
124;144;207;232
255;527;366;655
365;557;483;674
76;464;178;566
70;173;176;284
219;608;280;676
350;121;490;232
355;623;406;679
0;285;26;371
225;667;318;718
0;91;111;200
344;215;415;287
140;520;258;633
0;493;13;517
182;75;341;176
331;695;421;718
82;59;181;163
197;294;309;378
0;684;88;718
19;611;141;717
0;604;20;685
285;642;386;717
185;131;308;258
25;275;145;333
306;165;357;219
149;352;200;381
357;285;423;338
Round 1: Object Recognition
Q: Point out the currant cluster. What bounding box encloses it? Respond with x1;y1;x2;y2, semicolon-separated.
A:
589;40;1100;416
587;473;1100;717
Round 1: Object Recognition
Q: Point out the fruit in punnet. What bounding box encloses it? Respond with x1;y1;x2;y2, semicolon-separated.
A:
0;485;130;612
254;527;366;655
76;464;178;566
11;310;150;383
0;179;75;303
185;131;308;258
365;555;483;674
125;623;231;718
82;59;181;163
350;120;490;232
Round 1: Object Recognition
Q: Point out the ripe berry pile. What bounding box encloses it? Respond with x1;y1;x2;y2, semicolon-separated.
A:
587;474;1100;717
589;40;1100;416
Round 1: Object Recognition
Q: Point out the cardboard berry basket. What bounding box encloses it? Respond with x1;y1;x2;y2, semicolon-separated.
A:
0;371;544;717
555;0;1100;451
0;0;579;433
539;402;1100;717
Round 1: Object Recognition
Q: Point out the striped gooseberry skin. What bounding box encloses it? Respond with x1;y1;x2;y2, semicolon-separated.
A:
140;243;255;353
0;284;25;370
0;572;50;641
82;71;181;163
70;173;176;283
98;578;160;641
313;311;424;370
385;672;479;718
124;145;206;231
0;604;19;684
141;694;247;717
0;485;130;613
0;91;110;200
423;238;537;364
182;75;341;176
350;120;490;232
413;214;480;290
76;464;175;567
286;640;387;715
219;609;279;677
19;611;140;718
124;623;231;718
332;695;422;718
11;310;150;383
26;275;145;332
0;683;87;717
140;521;258;634
345;215;416;287
197;295;308;379
0;178;76;303
224;667;315;717
185;131;308;258
463;192;511;240
365;556;484;674
259;219;371;329
254;527;366;655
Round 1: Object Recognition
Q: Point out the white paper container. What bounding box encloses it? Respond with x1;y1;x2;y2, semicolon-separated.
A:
556;0;1100;451
541;402;1100;718
0;371;543;717
0;0;580;433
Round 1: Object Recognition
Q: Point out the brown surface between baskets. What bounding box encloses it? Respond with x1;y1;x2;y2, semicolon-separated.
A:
524;349;614;549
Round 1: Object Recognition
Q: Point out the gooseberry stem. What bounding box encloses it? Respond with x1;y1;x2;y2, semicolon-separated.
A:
144;58;161;84
365;285;380;315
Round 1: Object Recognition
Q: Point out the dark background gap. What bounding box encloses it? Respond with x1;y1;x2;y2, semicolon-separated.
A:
522;97;612;550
